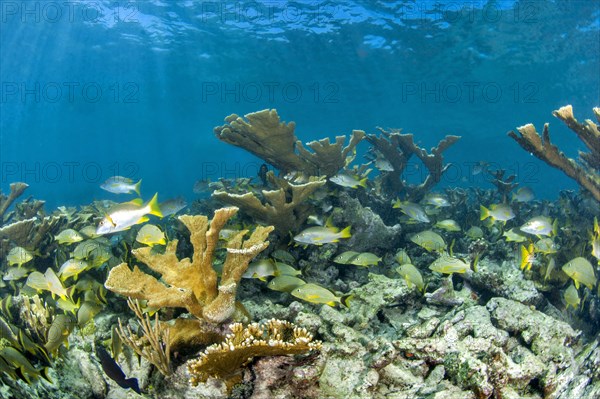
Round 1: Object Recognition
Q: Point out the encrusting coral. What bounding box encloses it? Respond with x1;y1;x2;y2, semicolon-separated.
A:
508;105;600;201
214;109;365;177
213;171;326;232
104;207;274;324
187;319;322;389
367;128;460;201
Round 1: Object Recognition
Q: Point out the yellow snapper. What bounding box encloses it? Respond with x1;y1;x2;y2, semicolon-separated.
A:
0;346;50;384
26;268;69;299
395;249;411;265
520;243;535;271
480;204;515;223
396;263;424;291
512;187;535;202
466;226;484;239
534;238;559;254
293;225;351;245
58;259;90;280
159;196;187;217
562;257;596;290
334;251;361;264
272;249;296;264
96;193;163;235
410;230;447;253
79;225;101;239
544;257;556;282
329;173;367;189
274;261;301;277
267;275;306;292
348;252;382;267
243;259;277;281
56;296;81;315
429;254;470;274
503;228;528;243
291;283;341;307
520;216;555;237
564;284;580;310
135;224;166;247
2;266;32;281
434;219;461;232
77;301;103;326
54;229;84;245
45;314;75;354
422;193;451;207
393;200;430;223
100;176;141;195
6;247;34;267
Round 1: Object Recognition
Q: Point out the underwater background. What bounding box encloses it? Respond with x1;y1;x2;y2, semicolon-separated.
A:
1;1;600;399
1;0;598;205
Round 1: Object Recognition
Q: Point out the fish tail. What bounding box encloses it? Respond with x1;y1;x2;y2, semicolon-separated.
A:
341;294;353;307
125;377;142;394
358;177;368;188
480;205;490;221
339;226;352;239
325;214;334;228
520;244;533;270
41;367;53;383
147;193;163;218
134;179;142;196
551;219;558;237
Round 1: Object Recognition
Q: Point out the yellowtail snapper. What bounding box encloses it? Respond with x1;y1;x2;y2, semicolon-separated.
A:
100;176;142;195
393;200;430;223
293;225;351;245
96;193;163;235
480;204;515;223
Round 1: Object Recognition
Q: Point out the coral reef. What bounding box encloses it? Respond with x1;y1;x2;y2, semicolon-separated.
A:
214;109;365;177
0;182;29;222
116;298;171;376
105;207;274;324
213;172;326;232
367;128;461;201
508;105;600;201
187;319;321;390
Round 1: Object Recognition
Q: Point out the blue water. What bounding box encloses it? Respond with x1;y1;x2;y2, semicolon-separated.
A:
1;0;599;208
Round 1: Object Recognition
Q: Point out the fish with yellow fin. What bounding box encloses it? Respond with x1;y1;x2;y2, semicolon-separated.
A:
293;225;351;245
26;268;69;299
396;263;424;292
291;283;342;307
96;193;163;235
520;243;535;271
6;247;34;267
135;224;166;247
44;314;75;355
564;284;580;310
54;229;84;245
562;257;596;290
480;203;515;223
